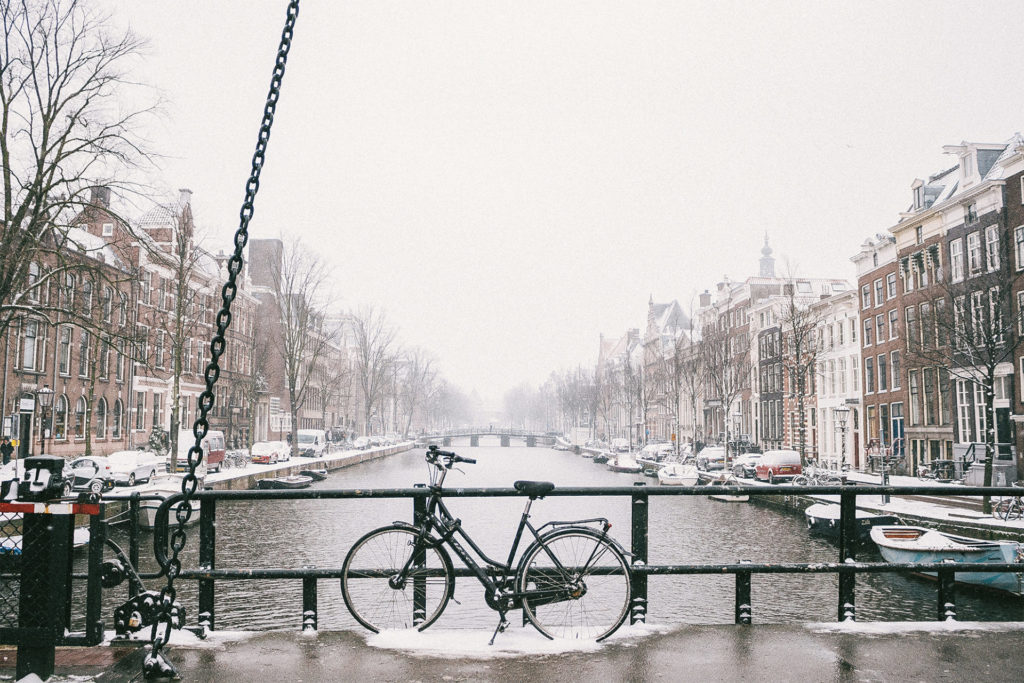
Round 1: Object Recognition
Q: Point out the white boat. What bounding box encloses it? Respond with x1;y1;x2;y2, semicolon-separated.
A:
607;456;642;473
658;462;699;486
870;526;1023;596
705;474;749;502
0;527;90;555
136;474;202;529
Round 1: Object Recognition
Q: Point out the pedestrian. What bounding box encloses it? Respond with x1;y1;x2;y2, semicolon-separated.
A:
1;437;13;465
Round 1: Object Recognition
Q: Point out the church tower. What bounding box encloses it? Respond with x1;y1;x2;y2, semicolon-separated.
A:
759;233;776;278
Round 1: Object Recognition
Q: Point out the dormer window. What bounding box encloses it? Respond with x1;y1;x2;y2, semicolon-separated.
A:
965;203;978;224
915;226;923;245
962;152;974;179
912;179;925;210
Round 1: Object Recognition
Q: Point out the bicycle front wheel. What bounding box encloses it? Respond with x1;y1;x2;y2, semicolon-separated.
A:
518;529;631;641
792;475;809;486
341;525;453;633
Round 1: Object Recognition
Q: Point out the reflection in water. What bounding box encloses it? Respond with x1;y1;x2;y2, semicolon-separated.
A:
74;443;1022;632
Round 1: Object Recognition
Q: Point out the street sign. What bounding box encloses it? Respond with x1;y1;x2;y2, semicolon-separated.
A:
671;433;676;441
19;398;35;412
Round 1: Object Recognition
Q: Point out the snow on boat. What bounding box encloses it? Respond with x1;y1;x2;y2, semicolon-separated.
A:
136;474;202;529
300;469;328;481
0;527;90;555
606;456;642;473
658;462;699;486
255;475;314;490
705;474;749;502
869;525;1024;597
592;452;610;464
804;503;902;544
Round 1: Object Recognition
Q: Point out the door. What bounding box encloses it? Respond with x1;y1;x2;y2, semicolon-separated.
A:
18;413;32;459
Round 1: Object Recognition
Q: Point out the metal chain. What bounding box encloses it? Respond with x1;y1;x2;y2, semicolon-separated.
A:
147;1;300;674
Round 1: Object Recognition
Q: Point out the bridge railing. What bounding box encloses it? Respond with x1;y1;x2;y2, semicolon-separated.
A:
131;483;1024;631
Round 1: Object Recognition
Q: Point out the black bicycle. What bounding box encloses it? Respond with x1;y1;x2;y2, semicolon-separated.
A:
340;445;632;642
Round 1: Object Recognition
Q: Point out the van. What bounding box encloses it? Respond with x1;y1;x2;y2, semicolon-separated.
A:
175;430;226;473
296;429;328;457
754;449;802;483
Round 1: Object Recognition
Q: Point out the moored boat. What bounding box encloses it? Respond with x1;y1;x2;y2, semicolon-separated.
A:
592;452;610;464
705;474;748;502
804;503;902;544
136;474;202;529
300;469;328;481
607;456;642;473
255;475;314;490
869;525;1024;596
657;462;699;486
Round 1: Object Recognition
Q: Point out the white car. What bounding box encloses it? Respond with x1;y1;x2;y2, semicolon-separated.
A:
352;436;371;449
251;441;286;464
106;450;161;486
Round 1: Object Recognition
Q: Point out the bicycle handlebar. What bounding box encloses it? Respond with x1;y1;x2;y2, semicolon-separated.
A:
426;444;476;466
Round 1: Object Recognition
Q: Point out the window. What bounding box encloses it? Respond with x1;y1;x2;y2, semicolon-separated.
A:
972;383;986;441
81;280;93;316
1018;291;1024;335
102;222;114;236
136;326;149;365
863;317;873;346
886;273;897;298
965;202;978;224
874;278;884;306
78;329;90;377
74;397;86;438
21;320;39;371
914;184;924;209
837;357;847;393
909;370;920;426
27;262;40;303
923;369;936;426
986;225;1000;272
905;306;918;350
135;392;146;430
63;273;76;309
967;232;982;274
158;278;167;311
96;398;107;439
115;339;125;382
153;393;162;430
865;357;875;393
971;291;984;343
851;355;860;391
102;287;113;322
915;226;923;244
891;351;901;389
861;285;871;309
99;337;110;379
141;271;152;306
53;395;67;440
876;313;886;341
990;286;1003;344
1016;227;1024;271
878;354;888;392
888;309;898;340
950;239;964;281
155;330;165;369
919;302;932;348
837;320;844;346
112;399;123;439
850;319;857;343
119;293;128;326
954;295;967;346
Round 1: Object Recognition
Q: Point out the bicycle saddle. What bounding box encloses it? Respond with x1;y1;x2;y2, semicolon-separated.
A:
514;480;555;498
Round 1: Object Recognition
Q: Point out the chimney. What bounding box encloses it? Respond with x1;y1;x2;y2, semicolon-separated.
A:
178;188;193;207
90;186;111;208
699;290;711;307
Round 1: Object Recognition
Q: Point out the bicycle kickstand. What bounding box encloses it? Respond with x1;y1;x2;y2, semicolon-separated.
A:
489;611;510;646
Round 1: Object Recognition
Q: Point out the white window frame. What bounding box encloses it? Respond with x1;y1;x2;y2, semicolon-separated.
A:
888;309;898;340
950;238;964;281
886;272;897;299
986;225;1000;272
102;222;113;236
967;232;982;275
874;278;884;307
1015;226;1024;271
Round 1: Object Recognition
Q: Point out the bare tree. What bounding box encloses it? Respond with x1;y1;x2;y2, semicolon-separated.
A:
270;238;336;458
351;306;398;436
395;347;435;437
699;311;750;469
777;280;824;465
0;0;155;340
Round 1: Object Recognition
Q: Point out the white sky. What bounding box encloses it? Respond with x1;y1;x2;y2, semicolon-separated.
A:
104;0;1024;406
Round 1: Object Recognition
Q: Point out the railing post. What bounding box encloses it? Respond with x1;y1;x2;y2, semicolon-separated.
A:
413;488;427;626
735;560;752;624
302;572;318;631
837;491;856;622
16;512;73;680
630;482;648;624
128;494;140;600
937;563;956;621
198;492;216;631
85;507;106;644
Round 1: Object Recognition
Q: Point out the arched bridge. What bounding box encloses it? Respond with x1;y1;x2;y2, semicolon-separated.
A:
415;428;565;448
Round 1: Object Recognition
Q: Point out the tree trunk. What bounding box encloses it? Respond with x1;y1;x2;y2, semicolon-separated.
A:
982;372;995;515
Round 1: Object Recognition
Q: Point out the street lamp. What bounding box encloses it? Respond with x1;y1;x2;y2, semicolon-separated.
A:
834;405;850;473
36;385;54;455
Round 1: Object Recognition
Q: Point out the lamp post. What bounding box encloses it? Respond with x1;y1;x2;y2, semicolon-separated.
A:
834;404;850;474
36;385;54;455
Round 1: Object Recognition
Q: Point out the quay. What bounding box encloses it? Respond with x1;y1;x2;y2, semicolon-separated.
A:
4;622;1024;681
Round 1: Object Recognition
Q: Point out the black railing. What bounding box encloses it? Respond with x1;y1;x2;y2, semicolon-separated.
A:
132;483;1024;630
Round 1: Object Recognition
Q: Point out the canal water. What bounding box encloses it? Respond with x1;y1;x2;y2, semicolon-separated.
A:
91;443;1023;633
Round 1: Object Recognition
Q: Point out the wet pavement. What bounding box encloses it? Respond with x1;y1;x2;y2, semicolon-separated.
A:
31;622;1024;682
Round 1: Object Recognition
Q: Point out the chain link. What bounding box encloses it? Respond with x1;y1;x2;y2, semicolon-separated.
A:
148;1;300;672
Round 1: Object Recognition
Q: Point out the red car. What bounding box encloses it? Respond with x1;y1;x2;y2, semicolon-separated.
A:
250;441;284;465
754;450;802;484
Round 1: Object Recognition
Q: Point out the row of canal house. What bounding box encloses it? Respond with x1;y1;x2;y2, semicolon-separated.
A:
598;132;1024;481
1;188;357;462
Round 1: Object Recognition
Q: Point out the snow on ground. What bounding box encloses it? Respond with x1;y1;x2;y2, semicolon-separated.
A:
806;620;1024;635
364;622;672;658
100;629;257;649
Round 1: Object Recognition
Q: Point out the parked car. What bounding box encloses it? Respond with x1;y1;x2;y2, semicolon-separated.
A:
611;438;630;453
175;430;227;473
732;452;763;479
296;429;328;457
251;441;285;465
106;450;161;486
695;446;727;471
385;432;401;445
352;436;371;450
68;457;117;494
755;449;802;484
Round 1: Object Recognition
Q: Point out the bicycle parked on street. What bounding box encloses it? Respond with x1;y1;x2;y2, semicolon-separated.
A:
792;466;843;486
340;445;632;643
991;483;1024;521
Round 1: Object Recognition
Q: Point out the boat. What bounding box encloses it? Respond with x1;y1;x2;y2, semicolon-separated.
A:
657;462;700;486
579;450;595;459
705;474;749;502
607;456;642;473
804;503;902;544
0;527;90;555
136;474;202;529
299;469;328;481
869;525;1024;597
255;475;314;490
592;452;610;464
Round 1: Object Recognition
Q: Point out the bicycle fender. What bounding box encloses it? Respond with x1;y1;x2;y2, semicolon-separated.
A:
514;526;630;579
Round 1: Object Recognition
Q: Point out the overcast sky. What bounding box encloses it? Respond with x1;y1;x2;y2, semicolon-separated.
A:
105;1;1024;406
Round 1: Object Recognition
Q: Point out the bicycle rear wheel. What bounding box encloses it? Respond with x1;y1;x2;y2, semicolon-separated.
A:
518;528;630;641
341;525;453;632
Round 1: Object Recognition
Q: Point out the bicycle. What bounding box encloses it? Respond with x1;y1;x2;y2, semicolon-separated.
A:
792;467;843;486
991;485;1023;521
340;445;632;643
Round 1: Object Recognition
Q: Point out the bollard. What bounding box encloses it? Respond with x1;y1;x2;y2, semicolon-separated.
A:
735;561;752;624
937;564;956;621
630;482;648;624
302;574;318;631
